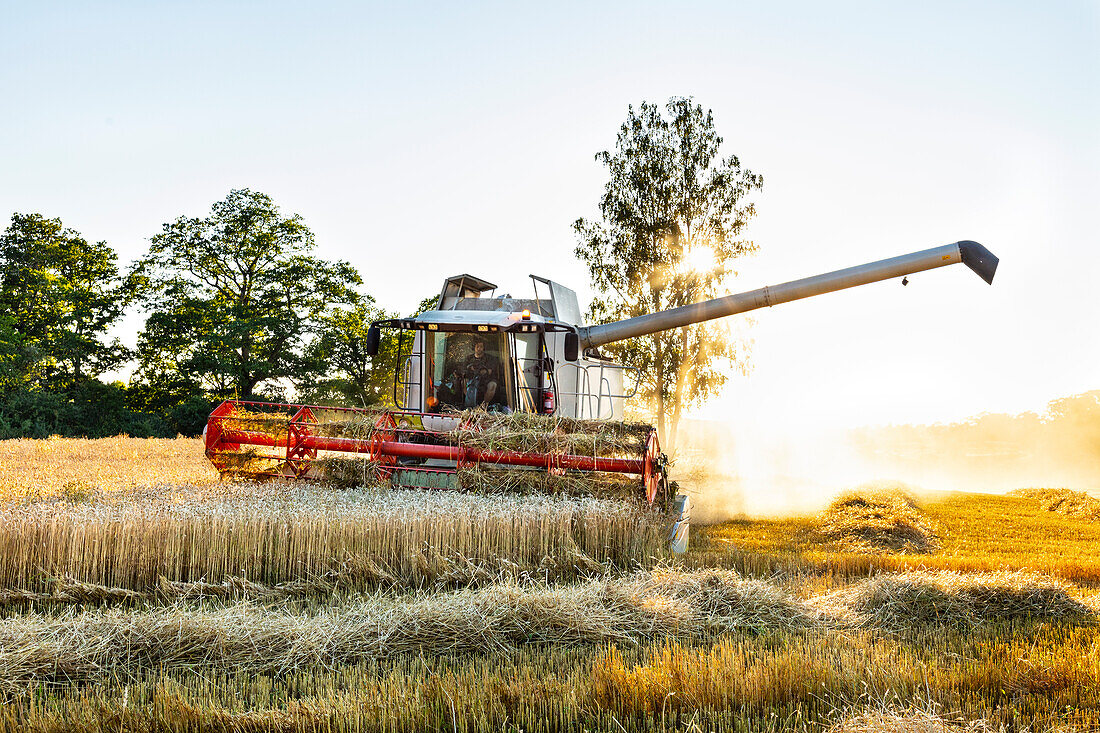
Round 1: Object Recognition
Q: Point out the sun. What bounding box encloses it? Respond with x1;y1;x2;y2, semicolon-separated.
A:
681;245;717;273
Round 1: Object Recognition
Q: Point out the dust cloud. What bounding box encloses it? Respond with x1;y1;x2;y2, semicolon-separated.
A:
671;390;1100;524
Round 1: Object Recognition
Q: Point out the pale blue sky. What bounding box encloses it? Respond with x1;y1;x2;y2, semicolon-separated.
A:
2;1;1097;435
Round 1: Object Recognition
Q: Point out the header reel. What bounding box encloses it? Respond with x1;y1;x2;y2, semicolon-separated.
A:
205;400;672;505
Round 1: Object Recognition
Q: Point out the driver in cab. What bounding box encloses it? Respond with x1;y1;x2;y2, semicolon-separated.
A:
462;338;500;408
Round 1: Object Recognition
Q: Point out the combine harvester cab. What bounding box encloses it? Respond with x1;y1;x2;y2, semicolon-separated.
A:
206;241;998;554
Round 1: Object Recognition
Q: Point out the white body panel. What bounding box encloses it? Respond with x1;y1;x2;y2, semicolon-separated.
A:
396;284;636;421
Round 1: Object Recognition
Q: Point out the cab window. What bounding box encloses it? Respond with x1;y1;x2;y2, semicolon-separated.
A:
425;331;510;412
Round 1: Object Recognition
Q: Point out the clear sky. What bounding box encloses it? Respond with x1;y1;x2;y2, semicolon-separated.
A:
2;1;1097;432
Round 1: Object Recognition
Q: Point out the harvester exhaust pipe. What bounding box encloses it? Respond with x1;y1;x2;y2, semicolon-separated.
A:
578;241;998;350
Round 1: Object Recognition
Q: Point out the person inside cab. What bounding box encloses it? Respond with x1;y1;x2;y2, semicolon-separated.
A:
462;337;501;409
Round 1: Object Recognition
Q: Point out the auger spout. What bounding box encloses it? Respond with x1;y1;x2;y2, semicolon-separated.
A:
577;241;998;351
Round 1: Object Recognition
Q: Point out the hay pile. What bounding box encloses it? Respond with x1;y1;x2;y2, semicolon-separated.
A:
309;408;390;439
1011;488;1100;521
633;567;813;631
456;465;643;498
446;410;652;457
816;488;940;554
815;570;1092;629
217;408;290;436
830;706;999;732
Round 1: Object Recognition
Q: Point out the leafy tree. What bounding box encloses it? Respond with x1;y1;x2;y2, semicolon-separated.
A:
574;98;763;454
301;294;440;407
0;314;34;395
0;389;70;439
0;380;171;439
0;213;129;391
302;299;400;407
413;294;440;316
132;189;360;403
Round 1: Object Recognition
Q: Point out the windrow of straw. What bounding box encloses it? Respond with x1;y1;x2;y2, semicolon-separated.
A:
0;484;668;594
445;410;653;457
0;569;815;691
0;550;609;608
815;489;941;554
1011;488;1100;521
6;622;1099;733
813;570;1093;629
829;705;1001;733
0;568;1092;691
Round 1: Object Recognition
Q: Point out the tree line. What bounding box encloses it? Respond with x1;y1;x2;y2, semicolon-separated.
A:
0;189;416;438
1;98;762;448
850;390;1100;489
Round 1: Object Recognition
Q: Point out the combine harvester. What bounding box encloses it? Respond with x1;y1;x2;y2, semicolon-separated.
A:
205;241;999;551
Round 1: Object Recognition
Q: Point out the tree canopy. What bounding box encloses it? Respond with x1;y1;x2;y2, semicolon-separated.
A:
0;314;31;395
131;189;361;403
0;213;130;392
302;298;401;407
574;98;763;453
302;293;442;407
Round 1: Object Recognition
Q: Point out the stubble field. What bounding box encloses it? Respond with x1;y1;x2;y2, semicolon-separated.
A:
0;437;1098;732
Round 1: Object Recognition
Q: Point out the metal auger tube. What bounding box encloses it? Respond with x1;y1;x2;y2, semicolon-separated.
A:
577;241;998;350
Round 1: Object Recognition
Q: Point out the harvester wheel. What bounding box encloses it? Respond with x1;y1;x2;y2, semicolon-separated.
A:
643;430;666;504
368;412;399;479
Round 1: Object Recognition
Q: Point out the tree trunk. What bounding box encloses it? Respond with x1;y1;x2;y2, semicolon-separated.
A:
239;335;252;399
654;333;666;446
667;325;693;457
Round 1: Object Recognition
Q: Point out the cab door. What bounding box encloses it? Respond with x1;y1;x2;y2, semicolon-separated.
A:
511;332;544;413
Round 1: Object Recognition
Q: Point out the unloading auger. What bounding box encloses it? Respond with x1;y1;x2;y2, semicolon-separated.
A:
205;240;999;551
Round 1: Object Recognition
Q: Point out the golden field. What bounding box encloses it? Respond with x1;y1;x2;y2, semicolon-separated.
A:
0;435;216;496
0;437;1098;732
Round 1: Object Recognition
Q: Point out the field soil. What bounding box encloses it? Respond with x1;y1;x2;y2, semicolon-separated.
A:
0;437;1097;732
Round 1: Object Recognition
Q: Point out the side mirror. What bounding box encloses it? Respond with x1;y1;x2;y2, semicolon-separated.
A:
365;324;381;357
564;332;579;362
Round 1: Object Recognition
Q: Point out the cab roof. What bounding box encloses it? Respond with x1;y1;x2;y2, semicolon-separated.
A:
416;309;548;328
